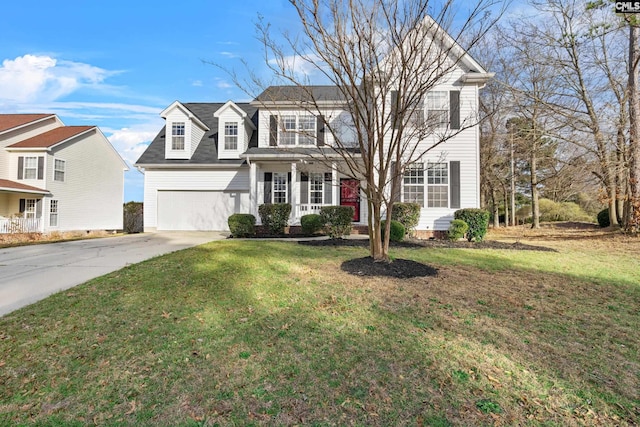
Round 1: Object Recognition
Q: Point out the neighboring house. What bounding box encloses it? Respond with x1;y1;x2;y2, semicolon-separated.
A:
0;114;129;233
136;31;491;235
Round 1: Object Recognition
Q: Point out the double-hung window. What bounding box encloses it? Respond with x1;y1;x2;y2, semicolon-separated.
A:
309;173;324;204
24;199;36;219
171;122;185;150
54;159;65;182
224;122;238;150
279;115;316;146
273;172;288;203
403;163;425;207
426;91;449;128
50;200;58;227
23;157;38;180
427;162;448;207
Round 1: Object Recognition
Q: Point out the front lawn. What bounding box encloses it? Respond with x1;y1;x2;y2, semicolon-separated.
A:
0;228;638;426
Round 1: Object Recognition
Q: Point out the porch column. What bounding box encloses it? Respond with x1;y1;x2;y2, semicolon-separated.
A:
290;161;298;223
332;162;338;207
249;161;258;218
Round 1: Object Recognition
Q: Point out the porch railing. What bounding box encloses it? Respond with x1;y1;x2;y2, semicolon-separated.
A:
296;204;326;217
0;217;42;234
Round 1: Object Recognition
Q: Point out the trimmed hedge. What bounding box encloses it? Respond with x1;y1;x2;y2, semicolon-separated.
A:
228;214;256;237
258;203;291;235
301;214;324;235
597;208;610;228
320;206;353;239
447;219;468;241
381;219;405;242
454;208;490;242
391;202;421;236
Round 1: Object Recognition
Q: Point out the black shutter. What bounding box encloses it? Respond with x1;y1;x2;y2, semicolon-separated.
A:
450;161;460;209
269;115;278;146
300;172;309;204
324;172;332;204
391;91;399;129
36;199;42;217
391;162;402;202
264;172;272;203
19;199;25;213
450;91;460;130
37;156;44;180
287;172;292;203
317;115;325;146
17;156;23;179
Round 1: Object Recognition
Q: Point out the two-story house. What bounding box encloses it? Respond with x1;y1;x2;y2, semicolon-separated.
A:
0;114;129;233
136;25;491;235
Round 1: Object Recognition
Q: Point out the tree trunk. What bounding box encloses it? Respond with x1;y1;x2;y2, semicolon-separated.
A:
503;185;509;227
616;147;626;226
492;189;499;228
628;23;640;232
510;134;516;227
531;148;540;229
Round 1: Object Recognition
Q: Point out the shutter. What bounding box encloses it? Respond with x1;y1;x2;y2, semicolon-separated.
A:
300;172;309;204
263;172;272;203
391;91;399;129
269;115;278;146
450;91;460;130
391;162;401;202
324;172;332;204
36;199;42;217
317;115;325;146
37;156;44;180
17;156;23;179
287;172;292;203
450;161;460;209
19;199;25;213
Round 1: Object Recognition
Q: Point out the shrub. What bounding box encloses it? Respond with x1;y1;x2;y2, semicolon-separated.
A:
258;203;291;235
454;208;490;242
123;201;143;233
447;219;469;241
597;208;610;228
320;206;353;238
301;214;324;235
391;203;421;236
538;198;593;223
381;219;405;242
228;214;256;237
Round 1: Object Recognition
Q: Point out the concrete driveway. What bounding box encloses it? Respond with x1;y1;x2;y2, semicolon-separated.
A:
0;231;227;317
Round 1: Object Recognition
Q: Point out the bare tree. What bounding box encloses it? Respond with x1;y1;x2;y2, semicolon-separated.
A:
243;0;503;261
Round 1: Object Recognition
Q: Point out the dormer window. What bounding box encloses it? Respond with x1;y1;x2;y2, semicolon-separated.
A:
224;122;238;150
279;115;316;146
171;122;185;150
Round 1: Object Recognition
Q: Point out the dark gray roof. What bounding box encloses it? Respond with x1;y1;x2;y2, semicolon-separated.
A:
254;86;347;103
135;102;258;166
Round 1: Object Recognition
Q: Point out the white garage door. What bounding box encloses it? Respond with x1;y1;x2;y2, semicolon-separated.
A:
157;190;248;231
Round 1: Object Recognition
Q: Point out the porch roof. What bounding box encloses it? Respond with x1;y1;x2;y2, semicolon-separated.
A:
241;146;360;161
0;179;49;195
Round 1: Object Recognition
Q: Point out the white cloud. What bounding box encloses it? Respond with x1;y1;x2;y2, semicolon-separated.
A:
215;78;233;89
0;54;118;103
268;53;324;78
219;51;241;59
105;126;159;166
192;80;203;87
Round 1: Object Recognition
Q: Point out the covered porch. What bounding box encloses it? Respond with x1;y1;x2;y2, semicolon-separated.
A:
243;149;366;226
0;179;49;233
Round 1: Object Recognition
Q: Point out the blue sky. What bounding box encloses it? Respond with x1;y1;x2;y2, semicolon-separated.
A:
0;0;304;201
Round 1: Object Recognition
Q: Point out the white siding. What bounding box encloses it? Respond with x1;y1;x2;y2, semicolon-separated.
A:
256;108;346;148
217;110;245;159
43;129;126;231
164;109;192;159
157;190;249;231
143;168;250;231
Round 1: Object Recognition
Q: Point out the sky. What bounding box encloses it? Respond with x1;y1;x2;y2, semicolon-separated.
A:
0;0;306;201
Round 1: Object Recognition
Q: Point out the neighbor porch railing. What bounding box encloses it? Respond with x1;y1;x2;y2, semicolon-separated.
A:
296;204;327;218
0;217;42;234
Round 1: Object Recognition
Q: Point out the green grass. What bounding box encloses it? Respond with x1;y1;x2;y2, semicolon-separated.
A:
0;239;638;426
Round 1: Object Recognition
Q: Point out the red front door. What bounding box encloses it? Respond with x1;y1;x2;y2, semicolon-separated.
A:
340;179;360;222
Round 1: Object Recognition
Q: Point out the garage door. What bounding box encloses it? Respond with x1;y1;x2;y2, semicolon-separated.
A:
157;190;248;231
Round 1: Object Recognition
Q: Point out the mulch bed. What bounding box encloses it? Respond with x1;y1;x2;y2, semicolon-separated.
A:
341;257;438;278
299;238;556;252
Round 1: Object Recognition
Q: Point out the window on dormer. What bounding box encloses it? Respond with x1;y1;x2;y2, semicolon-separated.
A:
171;122;185;150
224;122;238;150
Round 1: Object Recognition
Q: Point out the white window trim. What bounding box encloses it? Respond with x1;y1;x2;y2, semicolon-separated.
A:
49;200;59;227
279;115;316;146
24;199;36;219
402;163;425;207
309;172;324;204
53;159;65;182
426;91;449;129
23;156;38;180
224;122;239;150
171;122;186;151
273;172;288;203
426;162;449;208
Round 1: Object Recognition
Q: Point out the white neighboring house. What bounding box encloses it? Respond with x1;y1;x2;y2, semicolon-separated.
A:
136;31;491;236
0;114;129;233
